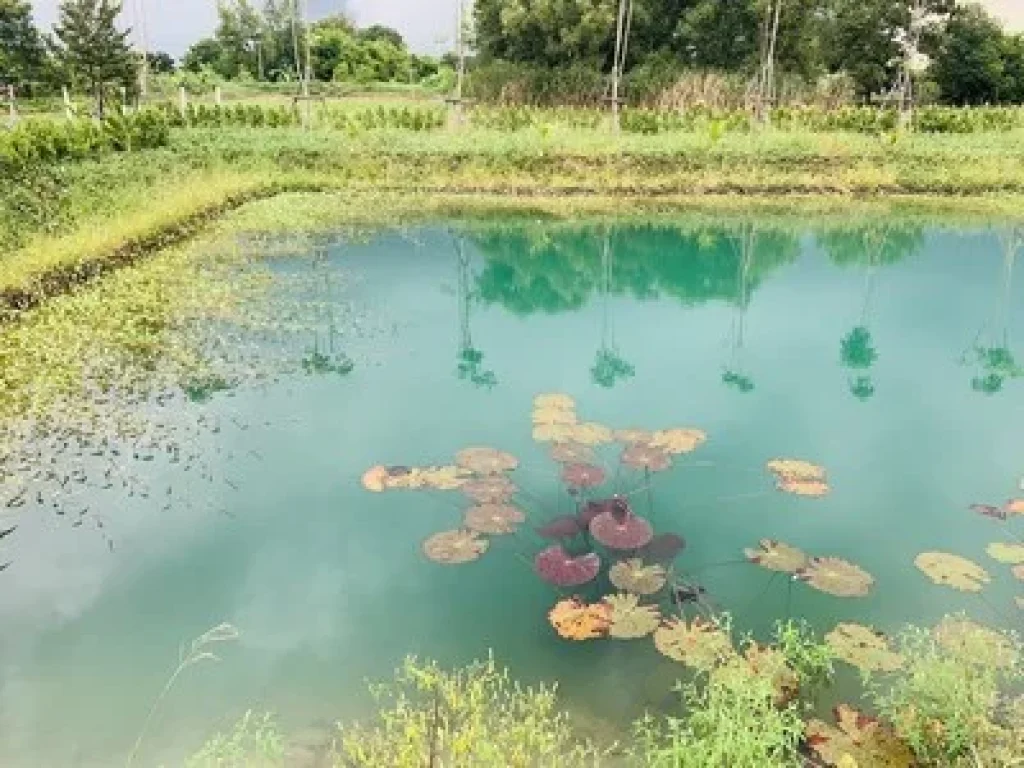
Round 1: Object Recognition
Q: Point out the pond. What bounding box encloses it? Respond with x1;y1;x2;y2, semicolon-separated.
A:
1;218;1022;765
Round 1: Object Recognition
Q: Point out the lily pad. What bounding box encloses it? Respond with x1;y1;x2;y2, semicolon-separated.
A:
1013;564;1024;581
806;705;913;768
548;598;609;641
418;465;469;491
609;558;667;595
653;618;734;671
422;530;489;565
534;393;575;411
567;422;614;446
561;463;606;489
650;428;707;455
766;459;826;482
933;617;1017;668
550;442;596;465
462;476;517;503
536;515;583;539
621;444;672;472
777;478;830;497
744;539;809;574
532;423;574;443
464;503;526;535
534;545;601;587
532;406;578;426
614;428;653;445
456;447;518;475
361;465;388;493
603;593;661;639
986;542;1024;564
590;509;654;550
825;623;903;673
797;557;874;598
1006;499;1024;516
915;552;990;592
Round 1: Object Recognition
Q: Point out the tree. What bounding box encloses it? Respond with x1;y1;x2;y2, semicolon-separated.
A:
146;51;174;74
358;24;404;49
182;37;222;73
53;0;136;116
0;0;48;90
931;5;1007;105
1000;34;1024;104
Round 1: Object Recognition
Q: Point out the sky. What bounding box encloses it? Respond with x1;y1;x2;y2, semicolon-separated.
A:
28;1;1024;60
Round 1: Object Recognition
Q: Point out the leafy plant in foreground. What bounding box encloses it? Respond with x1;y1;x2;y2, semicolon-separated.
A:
186;710;286;768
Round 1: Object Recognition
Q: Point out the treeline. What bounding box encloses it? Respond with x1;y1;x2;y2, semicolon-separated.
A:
470;0;1024;106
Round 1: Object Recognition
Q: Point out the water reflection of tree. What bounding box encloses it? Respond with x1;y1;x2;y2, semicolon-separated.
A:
301;243;354;376
819;224;924;401
472;223;800;315
721;224;759;394
455;234;498;390
963;227;1023;395
591;232;635;389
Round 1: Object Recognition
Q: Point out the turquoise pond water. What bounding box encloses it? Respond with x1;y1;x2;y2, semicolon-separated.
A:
0;219;1022;765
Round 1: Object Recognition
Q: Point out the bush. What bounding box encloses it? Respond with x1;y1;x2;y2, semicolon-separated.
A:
186;711;285;767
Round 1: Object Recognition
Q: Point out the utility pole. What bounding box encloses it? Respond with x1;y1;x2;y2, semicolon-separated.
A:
755;0;782;124
610;0;632;133
133;0;150;102
303;0;312;99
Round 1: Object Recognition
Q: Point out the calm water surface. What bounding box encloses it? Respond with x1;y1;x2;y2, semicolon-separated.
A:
1;219;1022;765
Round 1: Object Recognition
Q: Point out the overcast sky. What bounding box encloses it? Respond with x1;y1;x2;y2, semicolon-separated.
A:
29;1;462;56
28;1;1024;59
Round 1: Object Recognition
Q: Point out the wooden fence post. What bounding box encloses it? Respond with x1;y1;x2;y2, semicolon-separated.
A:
215;86;222;106
179;86;188;118
7;85;17;127
63;86;74;119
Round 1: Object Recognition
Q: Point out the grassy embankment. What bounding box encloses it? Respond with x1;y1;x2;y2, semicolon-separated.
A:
4;117;1024;318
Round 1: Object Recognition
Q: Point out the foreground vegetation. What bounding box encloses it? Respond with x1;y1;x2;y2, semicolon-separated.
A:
184;617;1023;767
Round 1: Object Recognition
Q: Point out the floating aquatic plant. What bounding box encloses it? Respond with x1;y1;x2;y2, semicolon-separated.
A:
361;464;467;492
653;618;734;671
744;539;809;574
464;503;525;536
805;704;913;768
532;406;577;426
985;542;1024;564
603;593;661;639
534;545;601;587
532;423;574;443
534;393;574;411
461;476;517;504
560;463;605;489
933;617;1017;669
535;516;583;540
614;428;653;445
825;623;903;673
422;530;489;565
797;557;874;598
565;422;614;446
549;442;596;465
621;444;671;472
914;552;990;593
589;503;654;551
455;447;518;475
547;598;609;641
766;458;830;497
608;558;667;596
649;428;707;455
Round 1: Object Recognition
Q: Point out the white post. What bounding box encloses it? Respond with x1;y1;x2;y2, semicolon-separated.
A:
7;85;16;127
215;86;222;106
63;86;74;119
179;86;188;118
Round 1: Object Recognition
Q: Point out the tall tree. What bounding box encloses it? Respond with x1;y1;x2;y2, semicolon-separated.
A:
0;0;48;89
53;0;136;116
931;4;1007;105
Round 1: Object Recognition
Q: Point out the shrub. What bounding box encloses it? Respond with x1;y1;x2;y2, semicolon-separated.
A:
186;711;286;767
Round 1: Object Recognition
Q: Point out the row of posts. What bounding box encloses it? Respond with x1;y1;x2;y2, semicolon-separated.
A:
3;84;225;127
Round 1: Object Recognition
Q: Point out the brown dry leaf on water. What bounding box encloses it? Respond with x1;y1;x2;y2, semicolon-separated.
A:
653;618;734;671
797;557;875;598
548;598;610;641
915;552;990;592
933;617;1018;669
806;705;914;768
361;465;466;492
825;623;903;673
744;539;809;574
532;423;574;443
986;542;1024;564
567;422;614;446
650;428;707;455
417;466;468;490
461;476;517;504
534;393;575;411
361;465;388;492
422;530;489;565
614;428;653;445
463;503;526;536
561;463;606;489
602;593;661;639
456;446;519;475
609;558;667;596
621;444;672;472
1006;499;1024;515
532;406;578;426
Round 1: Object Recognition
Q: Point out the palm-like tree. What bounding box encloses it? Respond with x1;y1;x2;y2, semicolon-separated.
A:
591;232;635;389
454;234;498;390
